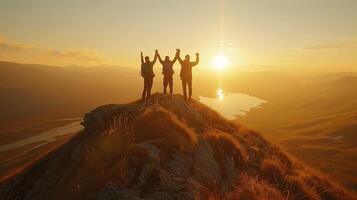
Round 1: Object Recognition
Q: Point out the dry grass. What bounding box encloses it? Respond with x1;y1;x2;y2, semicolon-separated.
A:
224;174;286;200
259;154;357;200
206;130;248;167
132;106;197;152
261;157;287;187
156;94;239;133
286;176;320;200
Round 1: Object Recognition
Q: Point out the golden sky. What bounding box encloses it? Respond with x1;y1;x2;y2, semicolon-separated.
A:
0;0;356;71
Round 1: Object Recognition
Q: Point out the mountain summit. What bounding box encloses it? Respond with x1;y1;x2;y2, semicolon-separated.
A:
0;93;355;200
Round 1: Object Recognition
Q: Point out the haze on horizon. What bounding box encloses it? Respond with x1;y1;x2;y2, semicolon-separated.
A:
0;0;357;72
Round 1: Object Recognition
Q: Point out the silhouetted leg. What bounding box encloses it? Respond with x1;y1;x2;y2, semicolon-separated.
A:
182;79;187;101
169;76;173;95
146;77;153;100
188;78;192;101
142;78;147;100
163;76;168;94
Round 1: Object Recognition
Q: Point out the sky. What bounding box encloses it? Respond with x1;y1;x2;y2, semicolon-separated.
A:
0;0;357;71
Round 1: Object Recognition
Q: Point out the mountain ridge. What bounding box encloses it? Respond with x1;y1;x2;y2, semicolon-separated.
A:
0;93;355;200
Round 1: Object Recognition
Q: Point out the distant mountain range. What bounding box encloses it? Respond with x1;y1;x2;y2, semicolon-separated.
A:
0;61;140;130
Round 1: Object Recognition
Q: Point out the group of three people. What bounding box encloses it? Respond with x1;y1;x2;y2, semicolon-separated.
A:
140;49;199;101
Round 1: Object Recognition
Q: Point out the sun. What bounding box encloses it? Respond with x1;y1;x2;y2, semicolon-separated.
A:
212;54;229;70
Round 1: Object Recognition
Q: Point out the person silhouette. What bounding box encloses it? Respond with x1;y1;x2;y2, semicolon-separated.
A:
157;49;180;95
140;50;158;101
177;50;200;101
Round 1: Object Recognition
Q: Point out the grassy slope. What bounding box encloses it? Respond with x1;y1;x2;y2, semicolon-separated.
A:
1;94;355;200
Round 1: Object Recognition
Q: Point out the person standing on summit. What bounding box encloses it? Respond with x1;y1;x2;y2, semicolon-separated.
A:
177;50;200;101
156;49;180;95
140;50;158;101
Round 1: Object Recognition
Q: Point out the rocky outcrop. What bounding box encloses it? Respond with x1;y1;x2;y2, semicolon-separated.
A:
0;94;355;200
91;183;141;200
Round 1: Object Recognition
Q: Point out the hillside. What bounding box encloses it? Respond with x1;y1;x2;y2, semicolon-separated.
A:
0;61;139;130
238;74;357;191
0;94;356;200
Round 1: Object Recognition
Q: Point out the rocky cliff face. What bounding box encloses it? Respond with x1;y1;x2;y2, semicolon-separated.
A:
0;94;356;200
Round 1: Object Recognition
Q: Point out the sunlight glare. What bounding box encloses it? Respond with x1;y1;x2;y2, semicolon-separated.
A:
212;54;229;70
217;88;224;101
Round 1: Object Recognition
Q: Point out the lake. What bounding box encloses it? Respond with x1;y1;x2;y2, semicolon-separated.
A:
199;88;267;120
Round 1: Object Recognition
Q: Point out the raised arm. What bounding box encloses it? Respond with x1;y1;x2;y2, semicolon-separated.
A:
140;52;144;64
151;50;158;64
171;49;180;63
177;49;183;64
191;53;200;66
157;51;164;64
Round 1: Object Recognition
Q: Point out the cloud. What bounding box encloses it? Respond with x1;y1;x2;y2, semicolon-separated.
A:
46;49;105;62
0;34;105;62
303;40;357;50
0;36;33;51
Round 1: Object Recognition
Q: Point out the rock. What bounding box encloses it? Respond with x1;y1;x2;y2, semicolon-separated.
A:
83;104;122;130
91;183;141;200
166;152;193;177
129;141;161;162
